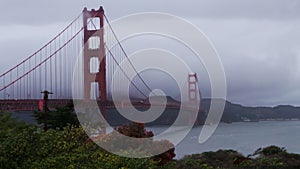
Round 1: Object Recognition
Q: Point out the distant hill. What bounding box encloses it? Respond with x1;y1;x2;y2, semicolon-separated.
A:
201;99;300;123
107;97;300;126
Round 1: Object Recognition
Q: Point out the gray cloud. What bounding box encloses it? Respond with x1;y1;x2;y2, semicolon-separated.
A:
0;0;299;106
195;18;300;106
1;0;300;26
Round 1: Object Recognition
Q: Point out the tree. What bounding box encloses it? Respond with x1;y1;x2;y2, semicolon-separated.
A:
0;114;156;169
97;122;176;165
33;101;79;130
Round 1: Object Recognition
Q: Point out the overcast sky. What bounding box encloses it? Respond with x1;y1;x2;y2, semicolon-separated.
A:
0;0;299;106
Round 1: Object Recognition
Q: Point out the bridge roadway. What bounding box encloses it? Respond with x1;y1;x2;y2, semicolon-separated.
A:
0;99;193;112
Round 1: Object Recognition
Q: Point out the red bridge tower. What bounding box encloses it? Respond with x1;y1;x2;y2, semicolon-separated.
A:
188;73;198;105
82;7;106;132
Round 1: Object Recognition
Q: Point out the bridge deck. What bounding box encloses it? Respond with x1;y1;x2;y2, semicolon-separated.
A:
0;99;198;111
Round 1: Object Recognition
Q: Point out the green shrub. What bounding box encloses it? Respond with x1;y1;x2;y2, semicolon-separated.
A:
259;145;287;156
33;101;79;130
96;122;176;165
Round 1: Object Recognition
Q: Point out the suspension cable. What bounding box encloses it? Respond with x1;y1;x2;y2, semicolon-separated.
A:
0;13;83;78
104;14;155;96
105;44;148;98
90;17;151;98
0;28;84;92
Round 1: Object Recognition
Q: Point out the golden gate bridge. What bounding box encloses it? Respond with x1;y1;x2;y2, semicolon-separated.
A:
0;6;199;112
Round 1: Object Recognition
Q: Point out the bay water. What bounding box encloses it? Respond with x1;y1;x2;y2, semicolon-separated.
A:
148;121;300;159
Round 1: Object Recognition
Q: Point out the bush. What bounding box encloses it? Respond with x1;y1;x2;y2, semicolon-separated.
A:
259;145;287;156
96;122;176;165
0;114;162;168
33;101;79;130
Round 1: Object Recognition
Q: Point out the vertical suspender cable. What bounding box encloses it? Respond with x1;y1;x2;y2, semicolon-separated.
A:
33;54;36;99
10;72;13;99
23;63;25;99
3;76;5;99
16;66;19;99
63;31;66;98
45;47;47;91
28;58;30;98
50;42;52;98
65;29;68;98
59;35;63;98
40;51;42;97
55;36;57;99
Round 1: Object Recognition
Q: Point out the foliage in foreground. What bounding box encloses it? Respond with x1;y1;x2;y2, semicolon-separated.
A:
1;112;300;169
96;122;176;165
33;101;79;130
0;113;165;169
